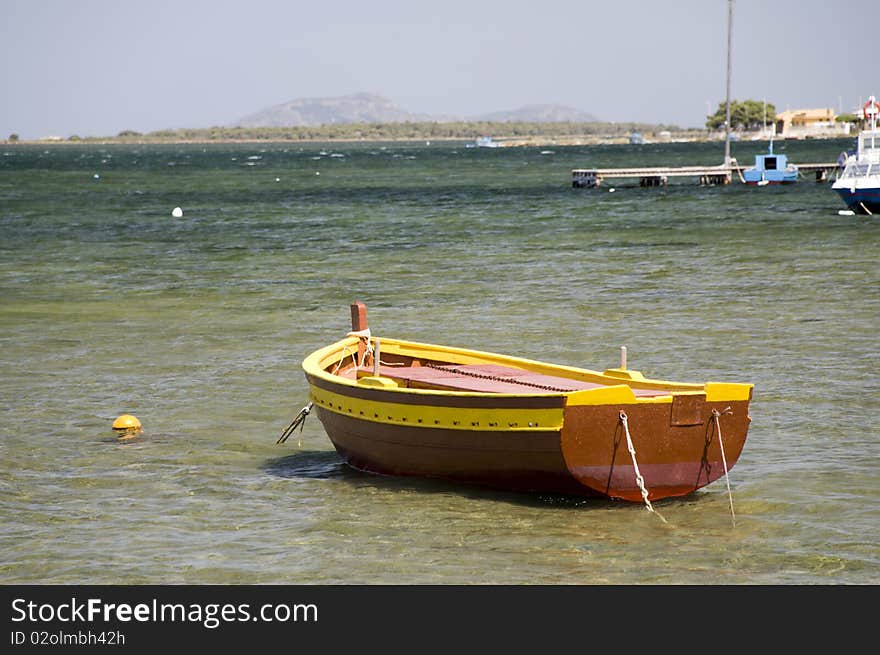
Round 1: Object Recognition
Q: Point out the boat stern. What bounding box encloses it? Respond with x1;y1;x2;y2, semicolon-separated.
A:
559;382;753;501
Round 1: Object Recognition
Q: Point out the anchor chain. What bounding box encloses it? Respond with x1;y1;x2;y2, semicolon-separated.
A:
619;411;667;523
424;362;570;393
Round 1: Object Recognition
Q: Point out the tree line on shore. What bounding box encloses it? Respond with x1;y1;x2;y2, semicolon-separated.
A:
7;120;693;144
8;99;862;144
705;100;861;130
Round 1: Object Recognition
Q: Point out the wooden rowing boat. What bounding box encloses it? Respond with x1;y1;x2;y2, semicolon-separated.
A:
290;301;753;503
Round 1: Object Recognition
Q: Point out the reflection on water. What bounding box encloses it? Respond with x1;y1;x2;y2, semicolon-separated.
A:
262;451;348;480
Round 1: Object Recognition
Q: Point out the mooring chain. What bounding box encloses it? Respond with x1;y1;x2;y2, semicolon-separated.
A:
711;407;737;527
618;411;667;523
424;362;570;393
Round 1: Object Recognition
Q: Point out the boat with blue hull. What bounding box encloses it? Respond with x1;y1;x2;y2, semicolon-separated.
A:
832;96;880;215
743;141;798;185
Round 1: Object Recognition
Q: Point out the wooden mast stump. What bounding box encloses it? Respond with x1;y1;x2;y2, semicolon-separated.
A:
350;300;368;365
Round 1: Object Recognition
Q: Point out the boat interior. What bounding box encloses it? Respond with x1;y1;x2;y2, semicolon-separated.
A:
314;301;702;397
332;345;675;397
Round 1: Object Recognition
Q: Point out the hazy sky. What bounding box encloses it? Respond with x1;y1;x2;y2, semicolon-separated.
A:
2;0;877;139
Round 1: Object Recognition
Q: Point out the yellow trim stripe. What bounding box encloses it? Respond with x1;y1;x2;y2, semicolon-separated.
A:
309;385;564;432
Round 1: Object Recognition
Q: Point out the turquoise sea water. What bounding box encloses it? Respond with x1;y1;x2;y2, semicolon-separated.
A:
1;138;877;584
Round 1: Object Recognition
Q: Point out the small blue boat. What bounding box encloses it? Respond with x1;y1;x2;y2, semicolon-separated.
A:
743;141;798;185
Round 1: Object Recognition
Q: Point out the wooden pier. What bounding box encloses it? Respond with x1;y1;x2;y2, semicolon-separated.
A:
791;163;840;182
571;161;838;188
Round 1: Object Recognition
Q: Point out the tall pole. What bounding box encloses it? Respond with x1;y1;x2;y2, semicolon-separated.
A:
724;0;733;166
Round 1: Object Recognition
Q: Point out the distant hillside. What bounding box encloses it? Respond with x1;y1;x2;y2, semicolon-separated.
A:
235;92;435;127
234;93;599;127
474;104;598;123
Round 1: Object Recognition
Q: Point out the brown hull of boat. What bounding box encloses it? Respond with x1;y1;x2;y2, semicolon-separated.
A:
560;399;751;501
307;373;751;502
315;407;594;497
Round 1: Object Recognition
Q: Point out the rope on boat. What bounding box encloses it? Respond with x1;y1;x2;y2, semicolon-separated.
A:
347;328;373;367
333;347;355;375
618;411;667;523
277;402;313;447
711;407;736;527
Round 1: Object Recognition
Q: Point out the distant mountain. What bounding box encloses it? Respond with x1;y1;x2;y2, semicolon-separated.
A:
234;93;599;127
234;92;433;127
474;104;598;123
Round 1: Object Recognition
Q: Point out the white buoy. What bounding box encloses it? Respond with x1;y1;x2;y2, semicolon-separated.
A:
171;207;183;218
838;209;855;216
93;173;100;180
315;171;320;176
275;177;280;182
609;188;615;193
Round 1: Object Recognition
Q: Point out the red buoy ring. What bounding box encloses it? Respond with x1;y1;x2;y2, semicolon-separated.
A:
863;98;880;120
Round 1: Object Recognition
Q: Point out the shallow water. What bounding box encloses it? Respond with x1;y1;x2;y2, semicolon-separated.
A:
1;139;877;584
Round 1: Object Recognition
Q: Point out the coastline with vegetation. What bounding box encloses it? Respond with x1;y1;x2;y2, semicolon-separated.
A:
4;121;708;147
4;101;863;147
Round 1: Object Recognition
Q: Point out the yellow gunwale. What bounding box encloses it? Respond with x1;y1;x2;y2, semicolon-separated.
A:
302;336;753;404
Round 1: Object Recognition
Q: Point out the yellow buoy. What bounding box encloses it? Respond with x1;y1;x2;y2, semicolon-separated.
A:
112;414;142;431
